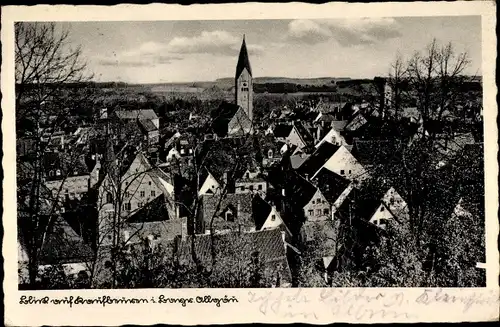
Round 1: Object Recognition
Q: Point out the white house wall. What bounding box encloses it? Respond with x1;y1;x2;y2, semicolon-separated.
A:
321;146;368;182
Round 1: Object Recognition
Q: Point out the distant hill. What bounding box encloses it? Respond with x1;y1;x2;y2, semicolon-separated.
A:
216;76;351;86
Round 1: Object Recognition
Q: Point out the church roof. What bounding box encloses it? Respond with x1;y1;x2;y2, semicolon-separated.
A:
235;36;252;78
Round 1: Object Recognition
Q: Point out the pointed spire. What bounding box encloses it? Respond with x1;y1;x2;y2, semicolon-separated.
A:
235;35;252;78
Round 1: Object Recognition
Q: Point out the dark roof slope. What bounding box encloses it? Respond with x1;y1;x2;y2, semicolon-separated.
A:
273;124;294;138
252;194;273;230
297;142;340;178
313;168;351;204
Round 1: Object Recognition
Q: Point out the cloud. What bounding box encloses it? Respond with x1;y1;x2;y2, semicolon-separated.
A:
167;30;240;55
97;58;154;67
287;18;401;46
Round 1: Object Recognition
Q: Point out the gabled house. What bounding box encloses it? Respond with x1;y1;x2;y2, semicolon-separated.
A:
283;172;331;225
252;194;291;237
96;151;180;247
271;124;308;149
335;184;409;230
198;168;222;196
315;120;348;148
298;142;367;182
312;168;354;217
235;160;267;196
138;119;159;145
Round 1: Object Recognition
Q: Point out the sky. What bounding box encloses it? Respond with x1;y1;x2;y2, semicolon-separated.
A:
60;16;482;84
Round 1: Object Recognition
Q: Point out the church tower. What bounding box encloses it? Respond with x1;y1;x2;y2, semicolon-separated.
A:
235;35;253;122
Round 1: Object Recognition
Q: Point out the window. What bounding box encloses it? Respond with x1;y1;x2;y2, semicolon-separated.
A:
268;149;273;159
312;200;316;205
151;190;155;197
225;210;234;222
348;170;352;174
148;181;152;186
106;192;113;204
340;170;345;175
323;208;330;215
380;206;385;212
140;191;145;197
56;169;61;176
240;186;245;191
49;170;54;177
271;214;276;221
124;202;131;211
125;191;130;198
189;149;193;154
258;184;263;190
308;209;314;216
180;149;185;154
316;209;321;216
249;185;254;191
138;202;143;208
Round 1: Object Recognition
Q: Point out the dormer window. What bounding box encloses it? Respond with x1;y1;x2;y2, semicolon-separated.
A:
56;169;61;176
225;210;234;222
268;149;273;159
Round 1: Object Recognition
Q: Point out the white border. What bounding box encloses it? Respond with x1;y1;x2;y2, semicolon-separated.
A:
2;2;498;325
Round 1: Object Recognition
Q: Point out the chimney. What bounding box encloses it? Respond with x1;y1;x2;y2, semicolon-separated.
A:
281;230;286;250
237;200;241;218
304;173;309;181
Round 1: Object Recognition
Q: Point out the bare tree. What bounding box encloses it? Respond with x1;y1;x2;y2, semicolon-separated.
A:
16;22;94;288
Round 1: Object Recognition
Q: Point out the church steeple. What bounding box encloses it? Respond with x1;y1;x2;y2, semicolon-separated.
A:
235;35;253;122
235;35;252;78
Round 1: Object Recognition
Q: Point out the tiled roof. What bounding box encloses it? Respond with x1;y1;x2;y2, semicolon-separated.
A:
313;168;351;204
115;109;158;121
331;120;348;132
139;119;158;132
200;193;255;230
297;142;340;178
126;217;187;245
126;193;173;223
177;228;291;283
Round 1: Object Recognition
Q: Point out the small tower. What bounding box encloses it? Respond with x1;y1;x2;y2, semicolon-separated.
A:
235;35;253;122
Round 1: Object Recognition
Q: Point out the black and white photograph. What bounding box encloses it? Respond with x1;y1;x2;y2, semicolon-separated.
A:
11;10;489;292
